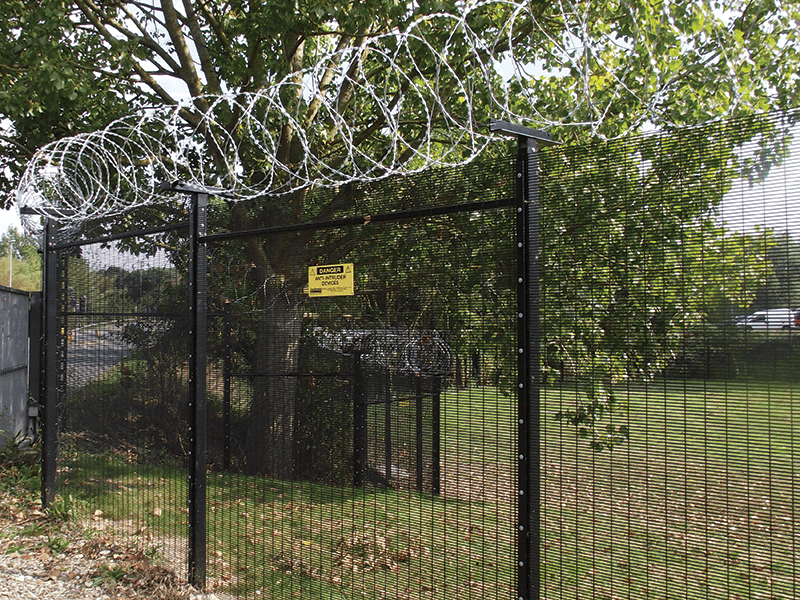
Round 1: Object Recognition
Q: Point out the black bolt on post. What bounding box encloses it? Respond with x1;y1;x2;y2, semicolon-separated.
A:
490;120;558;600
41;218;60;508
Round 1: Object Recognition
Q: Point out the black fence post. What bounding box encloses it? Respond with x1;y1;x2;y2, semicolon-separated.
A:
223;300;232;472
384;368;392;482
491;120;557;600
352;351;366;487
415;376;424;492
431;377;441;495
28;291;42;442
519;140;541;600
188;190;208;589
41;219;60;508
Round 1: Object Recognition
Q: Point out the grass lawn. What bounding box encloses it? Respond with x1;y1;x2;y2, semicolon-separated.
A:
57;388;517;600
542;378;799;600
55;379;798;599
60;460;514;599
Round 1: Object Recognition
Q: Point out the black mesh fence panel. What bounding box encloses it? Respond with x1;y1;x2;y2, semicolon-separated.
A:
55;233;191;577
538;110;800;600
198;161;515;598
202;159;520;598
43;109;800;600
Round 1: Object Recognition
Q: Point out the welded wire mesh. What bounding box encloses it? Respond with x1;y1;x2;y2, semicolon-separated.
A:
538;110;800;600
55;234;191;576
43;110;800;600
201;156;519;598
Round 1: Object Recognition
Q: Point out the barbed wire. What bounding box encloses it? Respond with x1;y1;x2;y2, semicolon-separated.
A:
15;0;738;234
312;327;453;377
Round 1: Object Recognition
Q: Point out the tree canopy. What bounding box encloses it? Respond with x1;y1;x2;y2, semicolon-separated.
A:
2;0;800;213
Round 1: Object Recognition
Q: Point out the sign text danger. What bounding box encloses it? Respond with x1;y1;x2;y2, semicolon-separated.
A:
307;263;354;297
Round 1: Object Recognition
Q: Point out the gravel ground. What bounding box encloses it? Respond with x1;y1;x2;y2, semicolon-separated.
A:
0;490;227;600
0;549;145;600
0;440;234;600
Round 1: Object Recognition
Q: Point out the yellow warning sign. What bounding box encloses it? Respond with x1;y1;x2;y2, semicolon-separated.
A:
307;263;354;297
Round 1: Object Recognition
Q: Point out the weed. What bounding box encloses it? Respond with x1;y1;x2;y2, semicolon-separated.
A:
0;433;38;467
144;545;162;561
94;564;128;585
0;434;40;498
46;535;70;553
48;494;78;522
20;523;45;536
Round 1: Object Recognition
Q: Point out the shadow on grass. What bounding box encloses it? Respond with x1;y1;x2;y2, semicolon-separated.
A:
58;437;515;600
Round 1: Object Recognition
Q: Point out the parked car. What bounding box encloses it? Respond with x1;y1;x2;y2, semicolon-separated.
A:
736;308;795;331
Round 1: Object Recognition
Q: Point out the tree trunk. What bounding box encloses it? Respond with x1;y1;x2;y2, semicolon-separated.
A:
233;191;313;478
244;276;303;478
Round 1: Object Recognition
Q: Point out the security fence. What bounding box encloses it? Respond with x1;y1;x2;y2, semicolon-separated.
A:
38;110;800;599
537;111;800;600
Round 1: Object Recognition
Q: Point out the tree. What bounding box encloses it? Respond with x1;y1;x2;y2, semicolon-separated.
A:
2;0;799;205
0;228;41;290
2;0;799;469
541;128;771;448
752;231;800;310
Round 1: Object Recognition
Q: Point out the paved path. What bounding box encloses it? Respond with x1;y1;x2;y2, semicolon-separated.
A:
66;324;135;394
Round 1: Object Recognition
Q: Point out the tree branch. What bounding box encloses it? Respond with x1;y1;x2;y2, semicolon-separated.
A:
160;0;208;111
302;33;356;130
77;0;182;75
194;0;234;62
0;135;34;159
181;0;221;94
275;32;306;166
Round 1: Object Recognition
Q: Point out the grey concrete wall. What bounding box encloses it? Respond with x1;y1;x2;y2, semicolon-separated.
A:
0;285;31;445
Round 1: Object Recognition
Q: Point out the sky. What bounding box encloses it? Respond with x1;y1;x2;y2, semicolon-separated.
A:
717;126;800;240
0;206;21;235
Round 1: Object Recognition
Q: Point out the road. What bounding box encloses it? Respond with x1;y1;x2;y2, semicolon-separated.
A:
66;323;135;395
